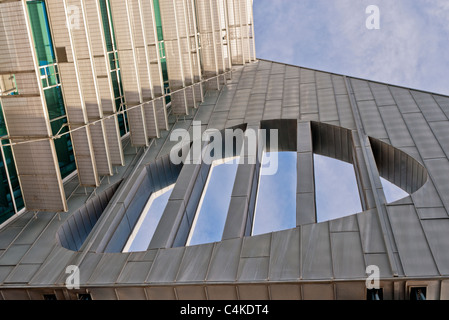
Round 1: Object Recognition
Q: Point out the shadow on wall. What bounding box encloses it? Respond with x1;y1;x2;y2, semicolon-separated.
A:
56;181;122;251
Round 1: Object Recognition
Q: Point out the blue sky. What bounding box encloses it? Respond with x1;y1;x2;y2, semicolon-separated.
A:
188;157;240;246
253;152;297;235
251;1;424;225
254;0;449;95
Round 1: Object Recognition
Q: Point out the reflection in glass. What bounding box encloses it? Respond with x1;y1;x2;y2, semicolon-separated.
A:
187;157;239;246
314;154;362;222
381;177;409;203
124;184;174;252
252;152;297;235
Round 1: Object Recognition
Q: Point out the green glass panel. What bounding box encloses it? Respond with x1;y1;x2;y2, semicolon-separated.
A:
2;141;24;211
99;0;114;52
158;41;166;58
124;110;129;134
27;1;56;66
47;66;57;86
0;150;15;224
0;102;7;137
108;52;116;70
51;118;76;179
0;105;23;220
111;72;120;98
153;0;164;41
118;69;125;95
117;113;126;137
161;59;168;82
44;86;66;120
115;52;120;69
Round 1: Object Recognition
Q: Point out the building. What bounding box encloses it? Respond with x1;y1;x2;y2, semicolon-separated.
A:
0;0;448;300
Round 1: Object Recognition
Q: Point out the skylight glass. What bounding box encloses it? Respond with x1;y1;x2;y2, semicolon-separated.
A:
252;152;297;235
381;177;409;203
187;157;239;246
123;184;174;252
314;154;363;222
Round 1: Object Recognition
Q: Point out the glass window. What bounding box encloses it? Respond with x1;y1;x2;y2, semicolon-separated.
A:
99;0;114;52
0;150;15;224
381;177;409;203
2;141;24;211
187;157;240;246
98;0;128;137
0;104;24;220
27;1;76;179
153;0;164;41
252;152;297;235
314;154;363;222
44;86;66;120
27;1;56;66
50;118;76;179
0;102;7;137
123;184;174;252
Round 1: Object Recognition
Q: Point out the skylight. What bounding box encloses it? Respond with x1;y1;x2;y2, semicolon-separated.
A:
187;157;240;246
314;154;363;223
252;151;297;235
123;184;174;252
381;177;409;203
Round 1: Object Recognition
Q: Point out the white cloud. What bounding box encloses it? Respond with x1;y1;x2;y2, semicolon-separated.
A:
254;0;449;95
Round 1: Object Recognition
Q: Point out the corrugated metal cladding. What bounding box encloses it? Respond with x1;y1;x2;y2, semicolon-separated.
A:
1;1;449;301
0;0;256;214
0;58;448;300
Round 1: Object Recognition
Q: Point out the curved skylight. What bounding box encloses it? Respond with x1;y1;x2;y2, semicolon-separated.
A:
381;177;409;203
252;151;297;235
187;157;240;246
123;184;174;252
314;154;363;223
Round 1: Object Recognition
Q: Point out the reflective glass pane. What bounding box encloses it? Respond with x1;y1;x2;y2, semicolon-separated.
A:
41;78;48;88
47;66;57;86
381;177;409;203
253;152;297;235
153;0;164;41
2;141;24;211
117;112;127;137
99;0;114;52
27;1;56;66
124;185;174;252
0;150;15;224
50;118;76;179
108;52;116;70
314;154;363;222
0;102;7;137
188;157;240;246
161;58;168;82
44;86;66;120
111;72;121;98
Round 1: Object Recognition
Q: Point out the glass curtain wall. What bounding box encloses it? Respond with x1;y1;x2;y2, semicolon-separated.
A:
27;0;76;179
99;0;129;136
153;0;170;104
0;103;24;224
